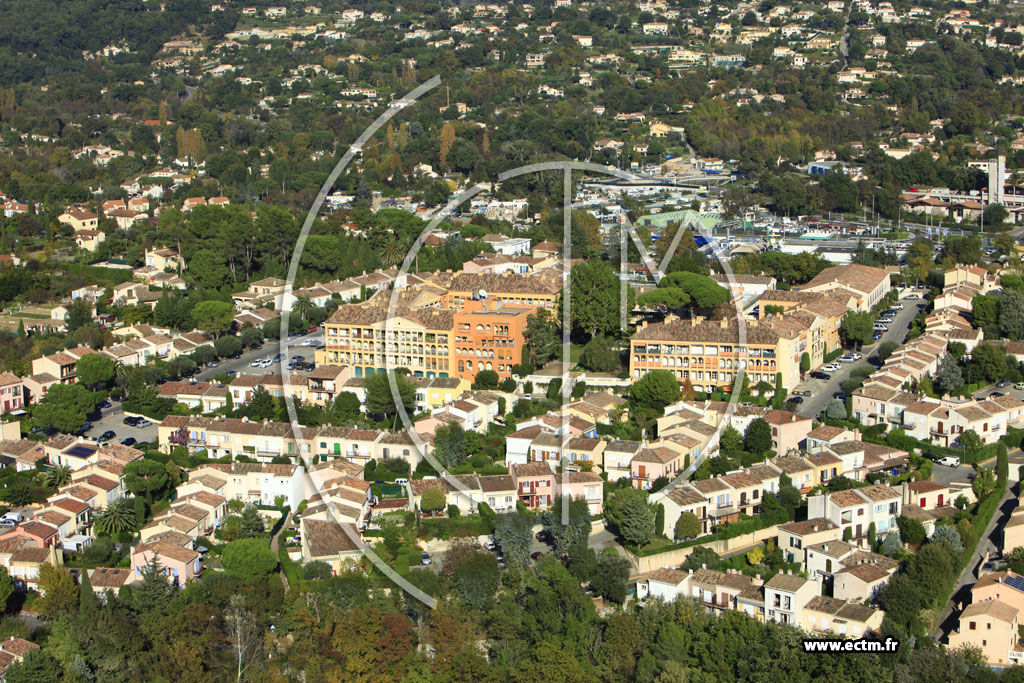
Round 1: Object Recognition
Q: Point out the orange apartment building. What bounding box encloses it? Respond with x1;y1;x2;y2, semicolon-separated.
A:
438;272;561;311
452;299;534;381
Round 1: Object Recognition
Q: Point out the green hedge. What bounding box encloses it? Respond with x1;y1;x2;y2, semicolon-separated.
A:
823;348;845;363
627;508;789;557
68;262;134;284
278;542;300;588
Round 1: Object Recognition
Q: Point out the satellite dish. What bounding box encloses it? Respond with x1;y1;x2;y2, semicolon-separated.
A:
478;289;487;298
242;416;249;422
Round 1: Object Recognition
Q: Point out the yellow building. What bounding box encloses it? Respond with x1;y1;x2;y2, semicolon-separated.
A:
319;302;454;378
629;315;804;393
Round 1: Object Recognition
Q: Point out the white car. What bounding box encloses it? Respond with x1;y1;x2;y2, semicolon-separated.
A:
904;293;920;300
891;304;904;310
249;359;262;367
822;363;840;372
874;324;888;332
837;355;857;363
938;456;961;468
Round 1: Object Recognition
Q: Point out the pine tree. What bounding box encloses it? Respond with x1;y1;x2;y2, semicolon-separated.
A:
79;569;98;614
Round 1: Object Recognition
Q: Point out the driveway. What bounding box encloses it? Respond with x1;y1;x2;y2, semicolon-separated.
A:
794;295;926;419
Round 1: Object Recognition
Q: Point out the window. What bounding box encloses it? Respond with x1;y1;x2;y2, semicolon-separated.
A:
969;622;976;630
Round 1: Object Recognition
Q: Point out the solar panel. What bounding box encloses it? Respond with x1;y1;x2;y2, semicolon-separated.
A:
65;445;96;458
1004;575;1024;593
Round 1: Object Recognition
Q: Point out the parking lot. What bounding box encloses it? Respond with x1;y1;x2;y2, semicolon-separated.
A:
80;399;159;447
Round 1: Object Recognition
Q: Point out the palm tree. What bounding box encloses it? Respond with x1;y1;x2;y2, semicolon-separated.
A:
93;498;138;537
43;465;71;489
382;239;402;266
291;294;315;321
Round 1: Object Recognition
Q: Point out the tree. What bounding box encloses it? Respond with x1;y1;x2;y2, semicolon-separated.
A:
972;294;999;329
881;531;902;557
2;650;62;683
720;424;743;456
75;353;114;389
589;552;631;604
0;566;12;613
934;355;963;395
524;308;559;366
493;512;532;567
878;341;899;362
64;300;93;334
364;371;416;423
123;459;170;501
421;487;446;513
240;504;265;537
36;563;78;620
192;300;236;336
908;543;955;607
333;392;361;423
222;538;278;580
1001;290;1024;340
800;353;810;373
291;294;315;321
568;260;628;337
971;343;1008;382
826;399;848;420
630;370;679;412
93;497;138;536
675;511;701;540
959;429;982;454
474;369;499;389
439;122;455;169
931;525;964;554
614;491;655;546
897;516;927;545
746;546;766;565
840;311;873;349
226;594;263;683
451;549;499;610
972;467;996;497
43;464;71;488
34;384;98;433
544;496;592;556
579;335;619;372
880;573;922;626
434;423;467;468
245;386;275;421
744;418;772;455
214;334;242;358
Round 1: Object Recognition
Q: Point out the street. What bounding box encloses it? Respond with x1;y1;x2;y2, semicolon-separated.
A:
794;293;925;419
932;467;1019;643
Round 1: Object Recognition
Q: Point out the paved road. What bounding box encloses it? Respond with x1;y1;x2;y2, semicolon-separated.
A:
933;473;1018;643
795;294;926;418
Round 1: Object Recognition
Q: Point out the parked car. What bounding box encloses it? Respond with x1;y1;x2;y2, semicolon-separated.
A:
207;361;219;368
938;456;961;467
420;551;432;565
135;419;152;429
123;416;140;426
997;380;1012;388
224;370;236;378
98;400;112;409
120;437;137;447
891;304;904;310
873;324;888;332
792;390;812;397
249;359;263;367
905;293;920;300
97;430;116;443
872;333;882;340
822;363;840;372
837;355;857;363
787;396;804;405
810;371;830;380
1015;382;1024;391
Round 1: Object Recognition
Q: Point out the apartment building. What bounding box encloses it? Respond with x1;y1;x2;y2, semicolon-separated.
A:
452;299;534;381
630;315;803;392
438;272;561;311
795;264;892;312
321;302;454;379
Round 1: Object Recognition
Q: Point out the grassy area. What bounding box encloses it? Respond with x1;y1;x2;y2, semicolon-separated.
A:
278;542;301;588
